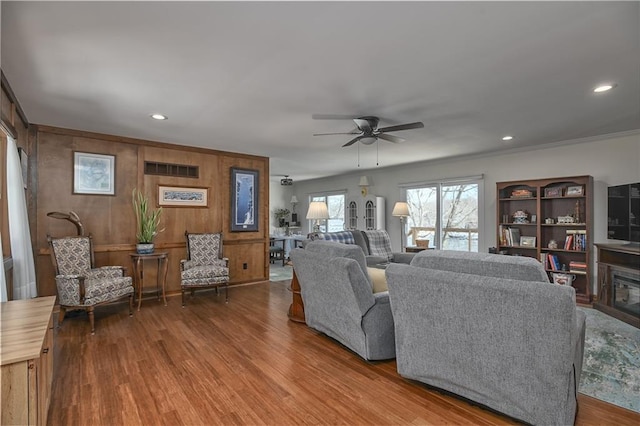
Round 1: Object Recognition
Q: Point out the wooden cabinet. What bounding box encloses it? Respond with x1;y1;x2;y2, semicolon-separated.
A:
1;296;55;425
497;176;593;303
346;195;385;230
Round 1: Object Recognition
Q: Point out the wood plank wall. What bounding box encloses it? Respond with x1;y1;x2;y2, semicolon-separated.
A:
33;126;270;297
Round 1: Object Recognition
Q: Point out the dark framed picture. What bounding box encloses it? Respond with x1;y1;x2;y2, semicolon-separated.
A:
73;152;115;195
544;187;562;198
231;167;259;232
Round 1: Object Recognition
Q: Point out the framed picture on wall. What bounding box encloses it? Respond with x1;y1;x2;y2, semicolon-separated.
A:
158;185;209;207
230;167;259;232
73;152;115;195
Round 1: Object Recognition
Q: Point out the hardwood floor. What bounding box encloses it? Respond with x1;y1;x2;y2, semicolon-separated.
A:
48;282;640;425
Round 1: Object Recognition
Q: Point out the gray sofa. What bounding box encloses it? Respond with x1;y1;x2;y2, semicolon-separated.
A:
386;250;585;426
290;240;396;361
319;229;414;266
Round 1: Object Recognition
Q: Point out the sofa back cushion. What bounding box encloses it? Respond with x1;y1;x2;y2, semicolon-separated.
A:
363;230;393;262
320;231;356;245
305;240;372;288
410;250;549;282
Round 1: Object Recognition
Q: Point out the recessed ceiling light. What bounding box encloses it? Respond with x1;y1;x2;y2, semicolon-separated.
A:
150;113;168;120
502;135;514;141
593;84;616;93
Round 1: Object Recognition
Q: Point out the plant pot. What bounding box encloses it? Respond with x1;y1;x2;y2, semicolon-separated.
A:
136;243;155;254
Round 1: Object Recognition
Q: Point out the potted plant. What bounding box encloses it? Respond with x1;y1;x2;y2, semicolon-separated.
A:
132;188;163;254
274;208;290;228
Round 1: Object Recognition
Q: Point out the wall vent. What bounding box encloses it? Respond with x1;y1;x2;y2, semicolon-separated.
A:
144;161;199;178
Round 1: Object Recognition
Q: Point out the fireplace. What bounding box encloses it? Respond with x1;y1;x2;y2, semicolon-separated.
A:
612;270;640;318
594;243;640;328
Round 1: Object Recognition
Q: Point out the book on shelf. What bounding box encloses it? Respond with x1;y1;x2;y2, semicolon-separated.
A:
547;254;560;271
565;229;587;251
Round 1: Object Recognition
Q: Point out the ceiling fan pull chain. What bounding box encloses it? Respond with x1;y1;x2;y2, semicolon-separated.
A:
357;143;360;167
376;139;379;166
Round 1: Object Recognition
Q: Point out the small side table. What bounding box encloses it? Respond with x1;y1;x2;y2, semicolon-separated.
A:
129;252;169;311
406;246;432;253
287;269;305;323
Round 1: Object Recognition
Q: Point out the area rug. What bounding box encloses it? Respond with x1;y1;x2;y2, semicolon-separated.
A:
269;263;293;282
578;307;640;412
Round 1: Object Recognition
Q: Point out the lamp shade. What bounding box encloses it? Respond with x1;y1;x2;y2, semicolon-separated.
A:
306;201;329;220
392;202;410;217
359;176;371;187
290;195;298;204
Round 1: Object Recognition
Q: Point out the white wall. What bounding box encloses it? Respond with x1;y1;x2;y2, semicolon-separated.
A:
288;131;640;291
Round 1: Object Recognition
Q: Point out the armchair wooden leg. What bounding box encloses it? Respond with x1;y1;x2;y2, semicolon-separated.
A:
128;294;133;316
88;306;95;335
58;307;67;327
182;288;186;307
225;283;229;303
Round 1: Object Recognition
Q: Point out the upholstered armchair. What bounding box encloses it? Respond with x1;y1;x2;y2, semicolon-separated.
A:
180;231;230;307
47;235;134;334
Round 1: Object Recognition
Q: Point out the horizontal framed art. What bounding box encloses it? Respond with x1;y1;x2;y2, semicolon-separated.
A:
520;236;536;247
73;152;115;195
566;185;584;196
231;167;259;232
544;187;562;198
158;185;209;207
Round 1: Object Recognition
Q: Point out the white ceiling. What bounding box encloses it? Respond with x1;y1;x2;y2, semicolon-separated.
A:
2;1;639;182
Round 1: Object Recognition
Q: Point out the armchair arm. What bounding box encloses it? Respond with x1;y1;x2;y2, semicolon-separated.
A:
88;266;126;279
221;257;229;267
55;274;87;305
180;259;187;271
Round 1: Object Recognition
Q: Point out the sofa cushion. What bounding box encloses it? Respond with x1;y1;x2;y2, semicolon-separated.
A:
305;240;373;288
410;250;549;282
363;230;393;261
366;267;388;293
320;231;356;245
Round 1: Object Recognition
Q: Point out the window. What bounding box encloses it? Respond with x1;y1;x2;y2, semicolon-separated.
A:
404;177;481;252
309;192;346;233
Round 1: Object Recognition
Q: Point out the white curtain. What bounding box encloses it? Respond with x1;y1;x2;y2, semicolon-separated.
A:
7;136;37;299
0;233;7;302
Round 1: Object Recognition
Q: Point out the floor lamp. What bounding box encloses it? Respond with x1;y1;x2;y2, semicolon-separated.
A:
392;202;409;252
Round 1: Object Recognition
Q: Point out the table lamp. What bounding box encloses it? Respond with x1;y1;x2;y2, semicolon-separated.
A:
306;201;329;233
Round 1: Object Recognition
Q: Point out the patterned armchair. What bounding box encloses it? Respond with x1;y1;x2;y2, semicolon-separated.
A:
47;235;134;334
180;231;230;307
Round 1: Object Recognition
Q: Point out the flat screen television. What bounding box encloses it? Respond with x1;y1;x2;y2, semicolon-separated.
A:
607;182;640;243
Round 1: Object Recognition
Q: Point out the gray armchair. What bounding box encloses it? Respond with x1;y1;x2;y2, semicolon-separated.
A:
290;240;395;361
180;231;230;307
47;235;134;335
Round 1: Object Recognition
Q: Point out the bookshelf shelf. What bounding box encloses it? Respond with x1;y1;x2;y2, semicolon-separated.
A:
497;176;593;304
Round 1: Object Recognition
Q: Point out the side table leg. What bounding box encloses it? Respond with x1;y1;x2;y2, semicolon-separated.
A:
161;256;168;306
136;258;143;311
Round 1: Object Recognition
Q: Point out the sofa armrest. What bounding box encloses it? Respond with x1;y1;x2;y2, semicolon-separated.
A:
366;255;388;266
392;252;415;264
361;291;396;360
573;309;587;387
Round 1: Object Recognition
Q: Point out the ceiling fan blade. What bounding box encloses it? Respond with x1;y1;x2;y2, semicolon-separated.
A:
342;136;363;147
312;114;359;120
313;131;360;136
378;121;424;133
378;133;406;144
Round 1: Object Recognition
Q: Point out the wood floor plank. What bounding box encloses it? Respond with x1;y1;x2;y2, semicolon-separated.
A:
47;281;640;426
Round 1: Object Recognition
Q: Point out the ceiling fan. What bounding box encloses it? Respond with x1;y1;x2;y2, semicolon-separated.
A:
312;115;424;147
